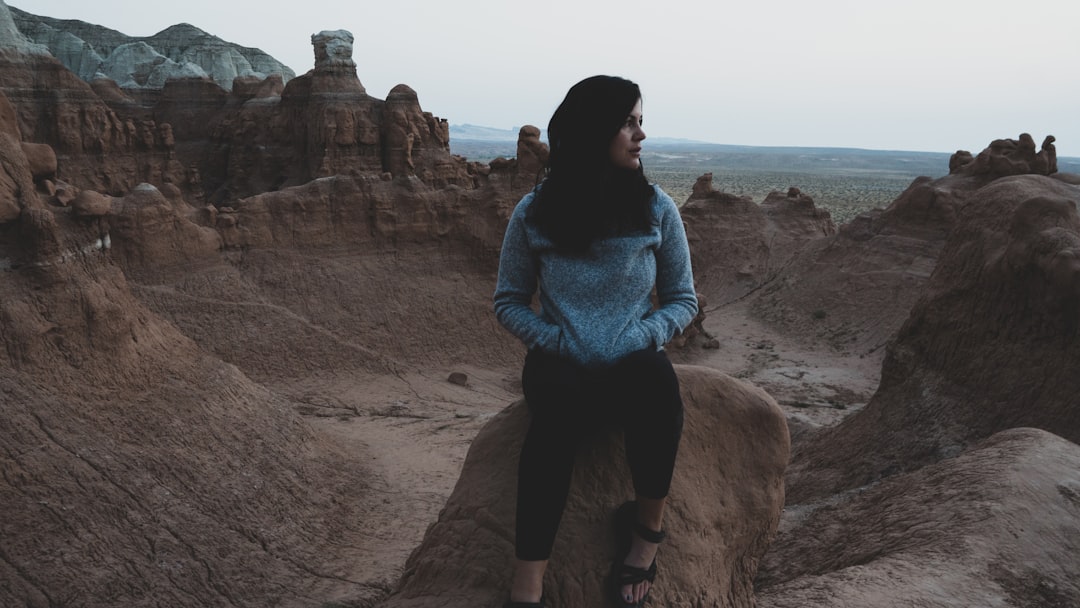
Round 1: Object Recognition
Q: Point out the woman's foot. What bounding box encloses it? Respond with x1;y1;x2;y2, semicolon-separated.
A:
619;529;661;605
612;497;667;606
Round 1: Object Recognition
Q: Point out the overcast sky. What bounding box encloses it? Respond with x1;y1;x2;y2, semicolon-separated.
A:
17;0;1080;155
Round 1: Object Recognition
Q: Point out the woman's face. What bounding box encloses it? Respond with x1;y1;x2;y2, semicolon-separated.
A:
608;98;646;170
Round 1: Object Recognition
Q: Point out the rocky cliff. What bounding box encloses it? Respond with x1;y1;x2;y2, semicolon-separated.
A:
9;6;295;90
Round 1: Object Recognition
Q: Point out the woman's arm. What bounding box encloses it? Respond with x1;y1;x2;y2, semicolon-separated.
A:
641;189;699;347
493;200;561;352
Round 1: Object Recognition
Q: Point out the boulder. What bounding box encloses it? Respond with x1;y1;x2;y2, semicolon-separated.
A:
71;189;112;217
20;141;56;181
380;365;790;608
757;428;1080;607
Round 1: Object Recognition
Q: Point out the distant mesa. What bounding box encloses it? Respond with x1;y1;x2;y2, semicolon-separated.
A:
7;5;295;90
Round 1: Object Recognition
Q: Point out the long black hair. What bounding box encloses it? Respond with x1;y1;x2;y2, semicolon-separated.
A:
529;75;655;253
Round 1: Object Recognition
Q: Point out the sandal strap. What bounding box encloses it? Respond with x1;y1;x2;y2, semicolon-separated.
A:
634;522;667;544
615;560;657;585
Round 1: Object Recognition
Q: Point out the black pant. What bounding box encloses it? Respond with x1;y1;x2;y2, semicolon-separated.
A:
514;347;684;561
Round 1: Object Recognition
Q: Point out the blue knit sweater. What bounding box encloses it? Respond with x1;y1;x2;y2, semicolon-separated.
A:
493;184;698;368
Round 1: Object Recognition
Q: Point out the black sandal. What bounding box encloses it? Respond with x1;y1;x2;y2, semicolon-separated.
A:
608;501;667;607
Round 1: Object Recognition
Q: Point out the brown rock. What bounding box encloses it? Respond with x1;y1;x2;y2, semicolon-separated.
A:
106;183;221;273
0;201;373;607
681;172;834;303
515;124;548;180
950;132;1060;178
0;88;35;222
20;141;56;181
53;180;77;206
71;189;112;217
231;73;284;101
0;49;191;196
748;171;968;353
380;365;789;607
758;428;1080;607
447;372;468;386
785;174;1080;504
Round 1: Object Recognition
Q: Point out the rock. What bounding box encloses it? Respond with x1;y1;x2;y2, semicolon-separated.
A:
681;172;834;303
10;9;295;91
312;30;356;71
380;365;790;607
0;1;48;55
0;47;191;196
747;169;968;354
0;196;372;608
20;141;56;181
106;183;221;273
0;89;36;222
232;73;284;101
949;132;1059;178
447;372;468;386
785;173;1080;504
54;180;77;205
760;187;836;238
515;124;548;179
101;40;210;89
71;189;112;217
758;428;1080;607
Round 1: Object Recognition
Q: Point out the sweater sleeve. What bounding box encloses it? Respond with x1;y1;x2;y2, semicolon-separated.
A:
492;199;561;352
641;188;699;348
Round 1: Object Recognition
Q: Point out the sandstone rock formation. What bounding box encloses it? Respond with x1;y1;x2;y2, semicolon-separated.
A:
0;46;188;195
312;29;356;70
748;164;1080;606
10;7;295;90
749;134;1072;358
0;88;32;223
680;172;836;302
1;11;479;204
380;365;789;608
748;174;963;354
758;428;1080;607
0;99;380;606
784;172;1080;502
949;132;1059;178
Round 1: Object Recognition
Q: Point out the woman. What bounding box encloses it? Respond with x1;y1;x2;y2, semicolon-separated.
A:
493;75;698;608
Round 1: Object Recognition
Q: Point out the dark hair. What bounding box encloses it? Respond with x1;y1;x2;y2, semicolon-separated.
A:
529;75;655;253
